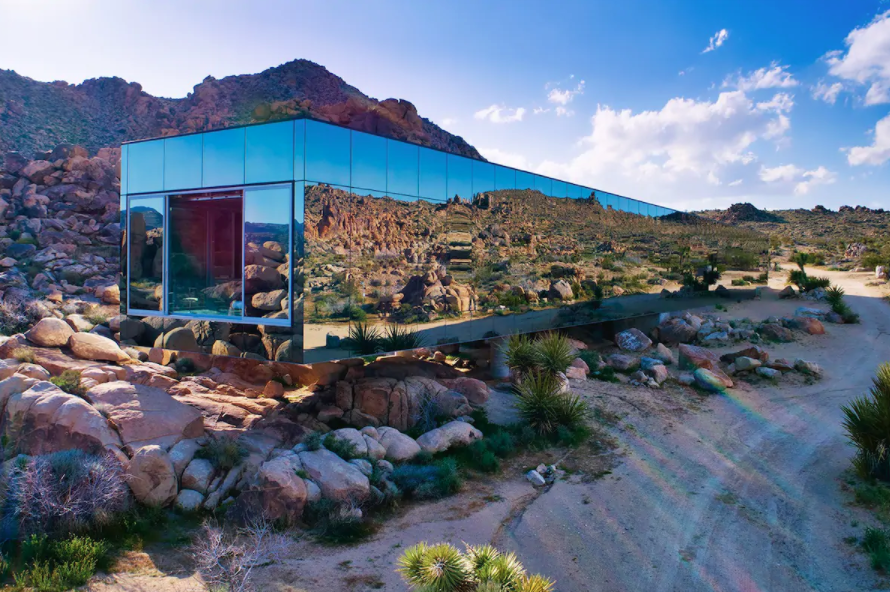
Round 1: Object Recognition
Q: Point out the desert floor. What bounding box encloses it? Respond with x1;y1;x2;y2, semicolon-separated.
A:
92;268;890;592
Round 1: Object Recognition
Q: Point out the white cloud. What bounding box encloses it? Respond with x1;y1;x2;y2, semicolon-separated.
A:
847;112;890;165
794;166;837;195
812;81;844;104
824;11;890;105
759;164;836;195
723;62;799;91
440;117;458;127
547;80;586;106
702;29;729;53
529;89;833;207
555;106;574;117
474;104;526;124
479;147;531;170
533;107;550;115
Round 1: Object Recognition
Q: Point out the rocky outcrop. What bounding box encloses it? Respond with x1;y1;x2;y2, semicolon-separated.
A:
297;448;370;502
126;445;178;507
25;318;74;347
85;381;204;452
68;333;130;363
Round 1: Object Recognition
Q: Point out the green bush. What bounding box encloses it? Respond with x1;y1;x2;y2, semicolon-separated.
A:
323;433;359;460
50;371;85;397
843;364;890;480
13;535;108;591
195;438;247;471
390;458;462;499
863;526;890;571
379;324;425;352
514;372;589;437
535;332;576;377
303;498;376;545
342;322;382;355
804;276;831;291
397;542;554;592
503;334;539;378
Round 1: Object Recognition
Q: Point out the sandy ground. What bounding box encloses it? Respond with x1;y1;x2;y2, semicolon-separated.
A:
93;268;890;592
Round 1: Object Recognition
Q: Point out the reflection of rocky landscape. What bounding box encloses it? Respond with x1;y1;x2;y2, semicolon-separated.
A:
303;184;769;346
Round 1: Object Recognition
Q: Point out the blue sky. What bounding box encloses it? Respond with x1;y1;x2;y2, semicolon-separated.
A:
1;0;889;212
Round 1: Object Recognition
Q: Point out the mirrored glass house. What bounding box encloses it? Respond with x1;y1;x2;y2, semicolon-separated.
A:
120;117;769;364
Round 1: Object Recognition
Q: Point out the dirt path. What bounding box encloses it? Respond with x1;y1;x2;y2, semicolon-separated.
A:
102;269;890;591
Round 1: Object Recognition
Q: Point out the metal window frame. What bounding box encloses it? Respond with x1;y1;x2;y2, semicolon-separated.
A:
126;182;294;328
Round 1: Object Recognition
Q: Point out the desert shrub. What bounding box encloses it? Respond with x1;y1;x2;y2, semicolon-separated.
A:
577;350;601;371
338;304;367;322
804;276;831;291
843;364;890;481
303;431;323;451
323;433;358;460
397;542;555;592
13;534;109;591
390;458;462;499
2;451;128;539
195;438;247;472
174;357;196;374
11;347;37;363
863;526;890;571
535;332;576;377
50;370;85;397
514;372;589;437
84;311;109;326
503;334;539;377
731;279;749;286
192;517;288;590
590;364;619;383
379;324;425;352
303;498;376;545
0;301;46;337
342;322;382;355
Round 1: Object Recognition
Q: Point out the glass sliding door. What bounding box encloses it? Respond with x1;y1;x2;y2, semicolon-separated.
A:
244;185;292;324
128;195;165;312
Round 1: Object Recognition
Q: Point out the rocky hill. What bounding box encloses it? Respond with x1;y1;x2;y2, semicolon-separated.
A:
0;59;482;162
698;203;890;246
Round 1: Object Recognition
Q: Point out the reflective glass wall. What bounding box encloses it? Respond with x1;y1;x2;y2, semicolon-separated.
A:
123;117;768;365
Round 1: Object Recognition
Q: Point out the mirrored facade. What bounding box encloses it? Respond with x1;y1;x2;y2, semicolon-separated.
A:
121;117;769;364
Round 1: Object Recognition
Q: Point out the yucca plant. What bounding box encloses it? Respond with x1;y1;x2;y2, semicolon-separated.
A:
825;285;846;309
790;251;812;272
397;542;555;592
342;322;382;355
843;364;890;480
379;323;425;352
535;332;576;377
514;371;589;437
503;334;540;378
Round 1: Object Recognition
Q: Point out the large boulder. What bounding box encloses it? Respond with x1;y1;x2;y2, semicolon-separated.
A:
181;458;216;494
615;328;652;352
126;445;178;507
2;381;122;455
377;426;421;462
25;318;74;347
759;323;794;343
297;448;370;502
85;381;203;452
548;280;574;301
438;377;490;406
68;333;130;362
788;316;826;335
156;327;201;353
168;438;203;479
249;456;308;523
415;421;483;454
657;318;698;344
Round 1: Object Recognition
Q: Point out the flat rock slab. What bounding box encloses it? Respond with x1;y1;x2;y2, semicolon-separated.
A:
86;381;204;452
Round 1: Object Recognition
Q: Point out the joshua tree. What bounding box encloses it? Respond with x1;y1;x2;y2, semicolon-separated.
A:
790;251;812;272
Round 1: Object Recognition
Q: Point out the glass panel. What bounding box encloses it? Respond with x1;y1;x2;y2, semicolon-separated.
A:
495;165;515;190
246;120;294;184
294;119;305;180
443;192;485;344
516;170;534;190
387;140;419;196
473;161;494;195
447;155;472;201
244;186;292;321
128;195;164;311
303;182;352;362
305;120;350;186
419;147;446;200
203;128;245;188
119;190;127;314
288;181;306;362
168;190;244;317
552;179;567;198
127;140;164;194
567;183;582;199
164;135;203;191
534;174;551;196
120;144;128;195
351;130;387;192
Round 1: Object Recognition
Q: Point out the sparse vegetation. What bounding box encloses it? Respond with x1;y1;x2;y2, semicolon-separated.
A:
195;438;248;472
863;526;890;571
503;332;577;379
342;322;383;355
11;347;36;364
0;302;45;337
191;517;288;591
514;371;590;438
843;364;890;481
390;458;462;500
397;542;555;592
379;323;425;352
50;370;85;397
323;433;359;460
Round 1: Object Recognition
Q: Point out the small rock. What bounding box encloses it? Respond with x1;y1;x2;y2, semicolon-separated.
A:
349;458;373;477
653;343;674;365
615;328;652;352
694;368;730;393
526;469;546;487
415;421;483;454
756;367;780;379
794;359;824;378
678;372;696;386
607;353;639;372
734;357;762;372
175;489;205;512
